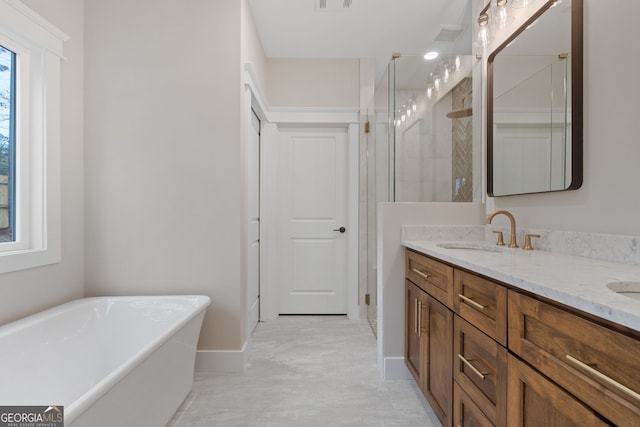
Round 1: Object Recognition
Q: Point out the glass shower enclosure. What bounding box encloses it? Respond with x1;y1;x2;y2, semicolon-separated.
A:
361;53;481;334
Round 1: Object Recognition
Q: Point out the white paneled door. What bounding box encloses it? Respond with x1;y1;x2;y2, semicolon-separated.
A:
277;127;349;314
247;111;260;335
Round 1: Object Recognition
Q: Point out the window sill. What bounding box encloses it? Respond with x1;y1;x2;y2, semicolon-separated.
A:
0;246;60;274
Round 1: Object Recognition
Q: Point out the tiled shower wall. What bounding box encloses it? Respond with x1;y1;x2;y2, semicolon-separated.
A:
452;78;473;202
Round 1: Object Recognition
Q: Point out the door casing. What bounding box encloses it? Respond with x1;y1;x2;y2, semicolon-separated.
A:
259;113;359;321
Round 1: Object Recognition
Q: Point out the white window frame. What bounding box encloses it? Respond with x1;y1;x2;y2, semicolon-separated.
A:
0;0;67;274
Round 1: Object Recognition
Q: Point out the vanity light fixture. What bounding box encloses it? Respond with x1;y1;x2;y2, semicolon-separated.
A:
511;0;532;8
495;0;510;28
443;64;450;83
395;97;418;127
477;2;491;47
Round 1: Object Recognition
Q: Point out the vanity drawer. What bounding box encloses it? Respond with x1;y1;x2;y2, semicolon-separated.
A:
508;291;640;427
507;354;610;427
406;249;454;308
453;381;495;427
454;316;507;427
453;270;507;346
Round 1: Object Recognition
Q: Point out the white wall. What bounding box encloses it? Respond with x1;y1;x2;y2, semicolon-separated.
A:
0;0;85;326
488;0;640;235
241;0;267;93
84;0;245;354
378;202;485;379
241;0;268;345
267;58;360;107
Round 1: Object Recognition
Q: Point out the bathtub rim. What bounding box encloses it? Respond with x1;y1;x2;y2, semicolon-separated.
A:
0;295;210;424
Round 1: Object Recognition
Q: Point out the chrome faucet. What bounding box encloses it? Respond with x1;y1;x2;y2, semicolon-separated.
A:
486;210;518;248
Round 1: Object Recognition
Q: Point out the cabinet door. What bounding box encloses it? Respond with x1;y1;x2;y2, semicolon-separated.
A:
507;354;609;427
405;280;427;386
424;294;453;427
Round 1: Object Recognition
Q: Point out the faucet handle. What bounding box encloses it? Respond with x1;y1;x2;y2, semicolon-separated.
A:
492;230;505;246
523;234;541;251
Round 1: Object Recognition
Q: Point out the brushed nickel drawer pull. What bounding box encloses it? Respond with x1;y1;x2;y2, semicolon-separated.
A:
458;354;486;380
412;268;429;279
565;354;640;402
458;293;485;310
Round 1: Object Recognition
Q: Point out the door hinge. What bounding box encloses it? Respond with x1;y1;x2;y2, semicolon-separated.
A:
365;293;371;305
364;121;370;134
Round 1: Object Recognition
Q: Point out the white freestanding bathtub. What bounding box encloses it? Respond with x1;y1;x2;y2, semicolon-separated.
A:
0;295;210;427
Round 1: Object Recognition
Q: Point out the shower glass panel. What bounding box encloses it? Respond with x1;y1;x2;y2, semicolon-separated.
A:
390;54;478;202
363;62;391;336
363;54;480;335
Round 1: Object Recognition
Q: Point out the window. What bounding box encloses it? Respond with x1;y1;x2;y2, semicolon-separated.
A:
0;0;67;274
0;45;15;243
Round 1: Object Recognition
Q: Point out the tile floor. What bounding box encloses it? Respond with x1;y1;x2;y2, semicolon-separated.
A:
168;316;441;426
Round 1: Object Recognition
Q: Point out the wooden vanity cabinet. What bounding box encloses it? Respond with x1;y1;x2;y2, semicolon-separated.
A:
453;316;507;427
507;353;610;427
405;280;428;386
406;248;640;426
453;381;494;427
454;270;507;346
405;250;453;427
406;249;454;308
509;291;640;427
404;279;453;426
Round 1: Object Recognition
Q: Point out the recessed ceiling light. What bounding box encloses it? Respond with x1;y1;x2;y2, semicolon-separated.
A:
424;51;439;61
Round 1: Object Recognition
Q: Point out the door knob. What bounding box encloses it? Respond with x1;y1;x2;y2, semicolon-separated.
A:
333;226;346;233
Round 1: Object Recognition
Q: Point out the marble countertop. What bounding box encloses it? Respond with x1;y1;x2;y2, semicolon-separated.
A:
403;239;640;333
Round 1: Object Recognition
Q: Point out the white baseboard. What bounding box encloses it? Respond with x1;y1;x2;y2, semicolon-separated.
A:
383;357;413;380
195;342;247;373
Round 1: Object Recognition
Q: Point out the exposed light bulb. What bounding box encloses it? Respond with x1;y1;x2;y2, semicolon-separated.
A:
455;56;461;71
477;4;490;47
496;3;509;28
423;51;439;61
478;26;489;46
434;77;440;91
412;102;417;112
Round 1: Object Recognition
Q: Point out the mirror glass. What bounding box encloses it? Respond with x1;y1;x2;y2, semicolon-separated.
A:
390;54;480;203
487;0;582;196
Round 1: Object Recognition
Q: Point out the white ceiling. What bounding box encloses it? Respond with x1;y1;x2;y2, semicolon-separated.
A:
248;0;473;82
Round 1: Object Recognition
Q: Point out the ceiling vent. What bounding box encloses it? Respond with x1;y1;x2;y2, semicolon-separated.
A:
434;25;463;42
317;0;353;11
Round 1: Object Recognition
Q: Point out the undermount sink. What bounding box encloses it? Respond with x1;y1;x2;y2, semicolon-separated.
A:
606;282;640;301
436;242;504;253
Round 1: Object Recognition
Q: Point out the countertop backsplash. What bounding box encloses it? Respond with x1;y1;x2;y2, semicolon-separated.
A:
402;225;640;266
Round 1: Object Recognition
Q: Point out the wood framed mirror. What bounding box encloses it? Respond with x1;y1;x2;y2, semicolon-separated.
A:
487;0;582;196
